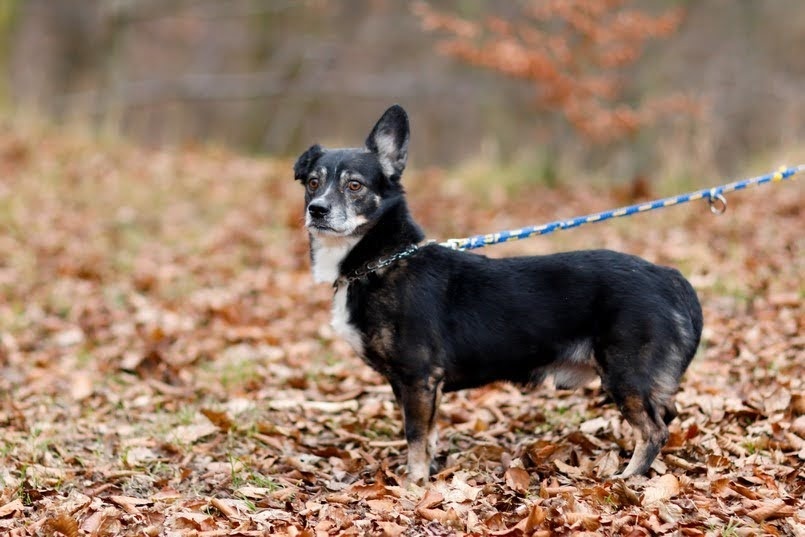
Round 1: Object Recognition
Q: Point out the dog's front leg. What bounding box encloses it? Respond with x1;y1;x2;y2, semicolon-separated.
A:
392;375;443;484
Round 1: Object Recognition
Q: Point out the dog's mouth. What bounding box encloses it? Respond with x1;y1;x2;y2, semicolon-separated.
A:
305;209;370;238
306;221;349;236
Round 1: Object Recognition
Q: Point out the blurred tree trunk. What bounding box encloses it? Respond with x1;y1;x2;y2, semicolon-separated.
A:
0;0;19;109
98;2;131;133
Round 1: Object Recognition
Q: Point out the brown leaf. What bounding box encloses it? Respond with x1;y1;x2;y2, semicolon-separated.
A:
710;477;738;498
504;466;531;494
108;495;150;515
746;500;796;522
69;372;94;401
792;415;805;436
579;416;612;435
594;449;621;478
491;504;546;536
434;473;482;503
80;507;121;535
415;488;444;511
565;511;601;530
792;393;805;415
567;430;607;451
366;498;398;515
524;440;561;465
349;480;391;500
728;482;761;500
200;408;234;431
168;423;219;444
0;499;24;518
416;506;449;523
172;511;216;531
762;387;791;415
706;454;732;469
152;488;182;502
376;520;408;537
554;459;584;479
642;474;680;505
664;454;697;471
717;435;748;457
210;498;241;520
611;480;642;506
45;514;80;537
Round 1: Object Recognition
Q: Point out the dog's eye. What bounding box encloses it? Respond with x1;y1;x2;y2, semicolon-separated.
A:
347;180;363;192
307;178;320;192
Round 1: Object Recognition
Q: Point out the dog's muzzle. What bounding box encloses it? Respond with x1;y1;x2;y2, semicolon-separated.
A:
308;201;330;219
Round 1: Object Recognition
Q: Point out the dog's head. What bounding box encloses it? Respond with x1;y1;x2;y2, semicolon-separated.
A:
293;105;410;239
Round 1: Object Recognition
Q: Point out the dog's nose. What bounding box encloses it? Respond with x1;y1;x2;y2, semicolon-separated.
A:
308;202;330;219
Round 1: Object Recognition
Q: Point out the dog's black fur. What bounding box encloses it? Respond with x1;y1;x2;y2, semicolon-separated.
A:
294;105;703;483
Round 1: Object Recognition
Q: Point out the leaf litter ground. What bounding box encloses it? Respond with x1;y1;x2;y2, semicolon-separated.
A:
0;124;803;535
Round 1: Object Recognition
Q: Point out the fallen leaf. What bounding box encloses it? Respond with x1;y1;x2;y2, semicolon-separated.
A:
200;408;234;431
746;500;796;522
565;511;600;530
580;417;612;435
210;497;245;519
168;423;219;444
108;495;151;515
0;499;23;518
172;511;216;531
525;441;561;465
366;498;397;515
554;459;584;479
69;372;94;400
44;514;79;537
611;480;642;506
491;504;546;536
642;474;680;505
235;486;274;499
415;488;443;511
504;467;530;494
594;450;621;478
376;520;407;537
434;472;482;503
348;480;391;501
80;507;120;535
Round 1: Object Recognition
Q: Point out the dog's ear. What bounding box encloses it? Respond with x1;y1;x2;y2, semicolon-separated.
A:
365;105;409;179
293;144;324;181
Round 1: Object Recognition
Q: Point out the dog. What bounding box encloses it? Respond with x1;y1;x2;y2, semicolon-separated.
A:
294;105;703;483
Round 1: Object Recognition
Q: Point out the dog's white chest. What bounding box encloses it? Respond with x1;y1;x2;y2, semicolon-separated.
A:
331;285;364;354
311;236;359;284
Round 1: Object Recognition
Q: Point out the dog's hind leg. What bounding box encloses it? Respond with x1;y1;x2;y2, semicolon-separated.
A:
614;393;670;478
599;364;671;477
393;374;444;484
659;400;678;425
428;414;440;473
598;336;685;477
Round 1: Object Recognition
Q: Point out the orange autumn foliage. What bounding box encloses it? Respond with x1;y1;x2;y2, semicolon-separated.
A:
413;0;699;143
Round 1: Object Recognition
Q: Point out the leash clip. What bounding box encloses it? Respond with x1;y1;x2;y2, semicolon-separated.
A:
707;188;727;215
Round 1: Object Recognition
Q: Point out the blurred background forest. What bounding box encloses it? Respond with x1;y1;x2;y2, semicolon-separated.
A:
1;0;805;181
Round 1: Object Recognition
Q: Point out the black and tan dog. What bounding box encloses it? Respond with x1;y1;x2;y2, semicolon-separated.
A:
294;105;703;483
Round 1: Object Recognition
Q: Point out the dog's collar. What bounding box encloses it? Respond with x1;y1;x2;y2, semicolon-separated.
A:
334;243;421;289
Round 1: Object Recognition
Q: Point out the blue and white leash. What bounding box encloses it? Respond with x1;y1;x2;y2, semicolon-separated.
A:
439;165;804;251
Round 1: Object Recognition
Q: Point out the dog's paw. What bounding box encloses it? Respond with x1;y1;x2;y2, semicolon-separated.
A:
406;464;430;486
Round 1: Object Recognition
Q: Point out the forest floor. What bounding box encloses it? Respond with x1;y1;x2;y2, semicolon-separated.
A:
0;122;803;536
